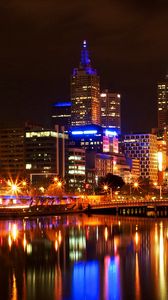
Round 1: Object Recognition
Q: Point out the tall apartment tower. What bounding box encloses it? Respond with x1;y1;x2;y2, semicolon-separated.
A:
157;74;168;130
100;90;121;133
71;40;100;126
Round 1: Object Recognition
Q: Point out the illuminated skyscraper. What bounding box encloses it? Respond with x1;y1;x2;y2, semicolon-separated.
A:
71;40;100;126
157;74;168;130
100;90;121;133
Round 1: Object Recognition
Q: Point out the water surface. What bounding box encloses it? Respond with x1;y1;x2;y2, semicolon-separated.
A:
0;214;167;300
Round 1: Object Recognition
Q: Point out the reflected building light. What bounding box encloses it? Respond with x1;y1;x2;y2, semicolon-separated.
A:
72;261;99;298
23;233;27;251
135;253;140;300
23;220;26;231
104;256;111;300
96;226;99;241
11;224;18;241
104;227;108;241
12;273;17;300
135;232;139;247
8;235;12;248
107;256;120;299
55;240;58;251
58;230;62;244
114;237;118;254
155;223;158;244
27;244;32;254
159;221;166;299
8;222;11;232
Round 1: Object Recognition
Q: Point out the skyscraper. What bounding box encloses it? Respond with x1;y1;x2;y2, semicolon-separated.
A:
100;90;121;133
71;40;100;126
157;74;168;130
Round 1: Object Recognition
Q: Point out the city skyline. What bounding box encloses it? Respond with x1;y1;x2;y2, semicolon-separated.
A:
0;1;168;132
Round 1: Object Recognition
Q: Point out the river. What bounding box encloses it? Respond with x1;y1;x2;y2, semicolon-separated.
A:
0;214;167;300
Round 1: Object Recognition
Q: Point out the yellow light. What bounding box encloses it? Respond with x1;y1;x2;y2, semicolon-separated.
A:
158;152;163;171
22;180;27;187
39;186;44;193
104;227;108;241
134;182;139;188
53;176;58;182
57;181;62;187
6;179;21;195
135;232;139;246
104;185;108;191
8;235;12;248
11;224;18;241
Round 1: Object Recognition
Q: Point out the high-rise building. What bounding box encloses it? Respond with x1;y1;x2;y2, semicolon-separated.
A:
51;101;71;132
122;133;158;182
25;126;68;186
0;127;25;179
157;74;168;130
66;148;86;193
71;40;100;126
100;90;121;133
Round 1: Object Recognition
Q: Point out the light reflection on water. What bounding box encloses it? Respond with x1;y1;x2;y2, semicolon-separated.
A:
0;215;167;300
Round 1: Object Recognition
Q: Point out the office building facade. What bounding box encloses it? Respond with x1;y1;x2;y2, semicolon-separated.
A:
0;127;25;179
25;126;68;186
51;101;71;132
66;148;86;193
122;133;158;182
100;90;121;133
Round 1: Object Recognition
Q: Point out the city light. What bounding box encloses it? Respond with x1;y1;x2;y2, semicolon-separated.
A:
7;179;22;195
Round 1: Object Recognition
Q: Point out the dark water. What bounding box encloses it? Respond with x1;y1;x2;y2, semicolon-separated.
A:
0;214;167;300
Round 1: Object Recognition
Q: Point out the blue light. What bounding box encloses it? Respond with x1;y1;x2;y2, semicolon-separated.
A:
71;131;83;135
81;40;90;66
108;257;120;299
72;261;99;300
83;130;97;134
85;67;97;75
53;102;71;107
71;130;98;135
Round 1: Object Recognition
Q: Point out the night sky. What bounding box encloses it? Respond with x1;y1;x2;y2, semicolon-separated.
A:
0;0;168;133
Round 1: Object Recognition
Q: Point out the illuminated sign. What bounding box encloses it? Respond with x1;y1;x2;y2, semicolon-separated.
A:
71;130;98;135
105;129;117;137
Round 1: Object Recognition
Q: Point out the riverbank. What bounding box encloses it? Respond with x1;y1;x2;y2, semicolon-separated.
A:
0;199;168;218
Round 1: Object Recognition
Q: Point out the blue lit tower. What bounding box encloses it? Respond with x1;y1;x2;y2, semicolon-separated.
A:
71;40;100;126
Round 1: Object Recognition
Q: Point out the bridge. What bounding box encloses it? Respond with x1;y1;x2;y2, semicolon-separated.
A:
86;199;168;218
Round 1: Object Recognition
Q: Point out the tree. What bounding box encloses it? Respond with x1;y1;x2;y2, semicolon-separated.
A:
100;173;125;191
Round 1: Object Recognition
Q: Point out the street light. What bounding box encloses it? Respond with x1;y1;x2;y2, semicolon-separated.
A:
133;182;139;188
103;184;108;194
